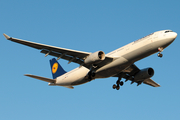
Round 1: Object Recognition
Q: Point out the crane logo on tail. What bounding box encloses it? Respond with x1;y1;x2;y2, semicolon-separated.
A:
52;62;58;74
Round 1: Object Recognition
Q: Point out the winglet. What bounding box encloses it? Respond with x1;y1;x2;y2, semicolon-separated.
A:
3;33;11;40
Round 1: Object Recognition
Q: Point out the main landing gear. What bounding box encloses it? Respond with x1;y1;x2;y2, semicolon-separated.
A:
88;71;95;81
112;78;124;90
158;47;164;58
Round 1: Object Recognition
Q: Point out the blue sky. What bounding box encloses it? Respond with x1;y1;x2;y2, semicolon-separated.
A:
0;0;180;120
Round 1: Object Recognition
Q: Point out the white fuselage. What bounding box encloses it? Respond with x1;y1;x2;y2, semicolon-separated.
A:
54;30;177;87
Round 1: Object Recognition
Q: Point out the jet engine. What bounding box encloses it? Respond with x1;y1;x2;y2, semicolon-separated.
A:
84;51;105;65
134;68;154;81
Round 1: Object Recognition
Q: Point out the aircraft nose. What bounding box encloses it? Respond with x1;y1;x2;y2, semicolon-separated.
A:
172;32;178;39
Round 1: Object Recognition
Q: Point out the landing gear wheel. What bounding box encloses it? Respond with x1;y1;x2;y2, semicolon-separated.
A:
158;53;163;58
88;71;96;80
113;84;117;89
120;81;124;86
91;72;96;77
116;86;120;90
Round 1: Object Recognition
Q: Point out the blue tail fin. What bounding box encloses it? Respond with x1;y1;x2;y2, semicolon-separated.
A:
50;58;67;79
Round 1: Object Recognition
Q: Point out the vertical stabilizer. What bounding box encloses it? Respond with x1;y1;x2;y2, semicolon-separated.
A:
50;58;67;79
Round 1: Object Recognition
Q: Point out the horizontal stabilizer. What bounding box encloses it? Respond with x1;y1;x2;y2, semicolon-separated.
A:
143;78;160;87
25;74;56;83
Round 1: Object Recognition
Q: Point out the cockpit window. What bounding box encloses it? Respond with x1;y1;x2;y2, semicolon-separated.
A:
165;30;173;33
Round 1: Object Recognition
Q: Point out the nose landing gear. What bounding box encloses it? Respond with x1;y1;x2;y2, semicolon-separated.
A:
158;53;163;58
158;47;164;58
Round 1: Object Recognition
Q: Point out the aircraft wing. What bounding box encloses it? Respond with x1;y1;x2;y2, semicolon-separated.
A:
4;34;114;68
143;78;161;87
4;34;90;64
121;64;160;87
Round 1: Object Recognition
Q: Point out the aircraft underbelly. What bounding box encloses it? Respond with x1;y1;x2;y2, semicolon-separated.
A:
95;57;130;78
96;63;131;78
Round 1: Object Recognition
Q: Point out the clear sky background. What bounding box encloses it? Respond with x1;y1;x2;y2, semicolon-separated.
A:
0;0;180;120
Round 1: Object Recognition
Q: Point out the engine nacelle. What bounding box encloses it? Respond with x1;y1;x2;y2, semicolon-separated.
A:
84;51;105;65
134;68;154;81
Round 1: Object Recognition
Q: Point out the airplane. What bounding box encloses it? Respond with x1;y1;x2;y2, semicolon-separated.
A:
3;30;177;90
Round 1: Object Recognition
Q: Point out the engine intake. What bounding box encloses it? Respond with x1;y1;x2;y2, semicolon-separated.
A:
84;51;105;65
134;68;154;81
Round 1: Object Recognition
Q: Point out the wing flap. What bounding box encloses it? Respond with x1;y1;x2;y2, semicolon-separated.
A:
25;74;56;83
41;49;84;65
